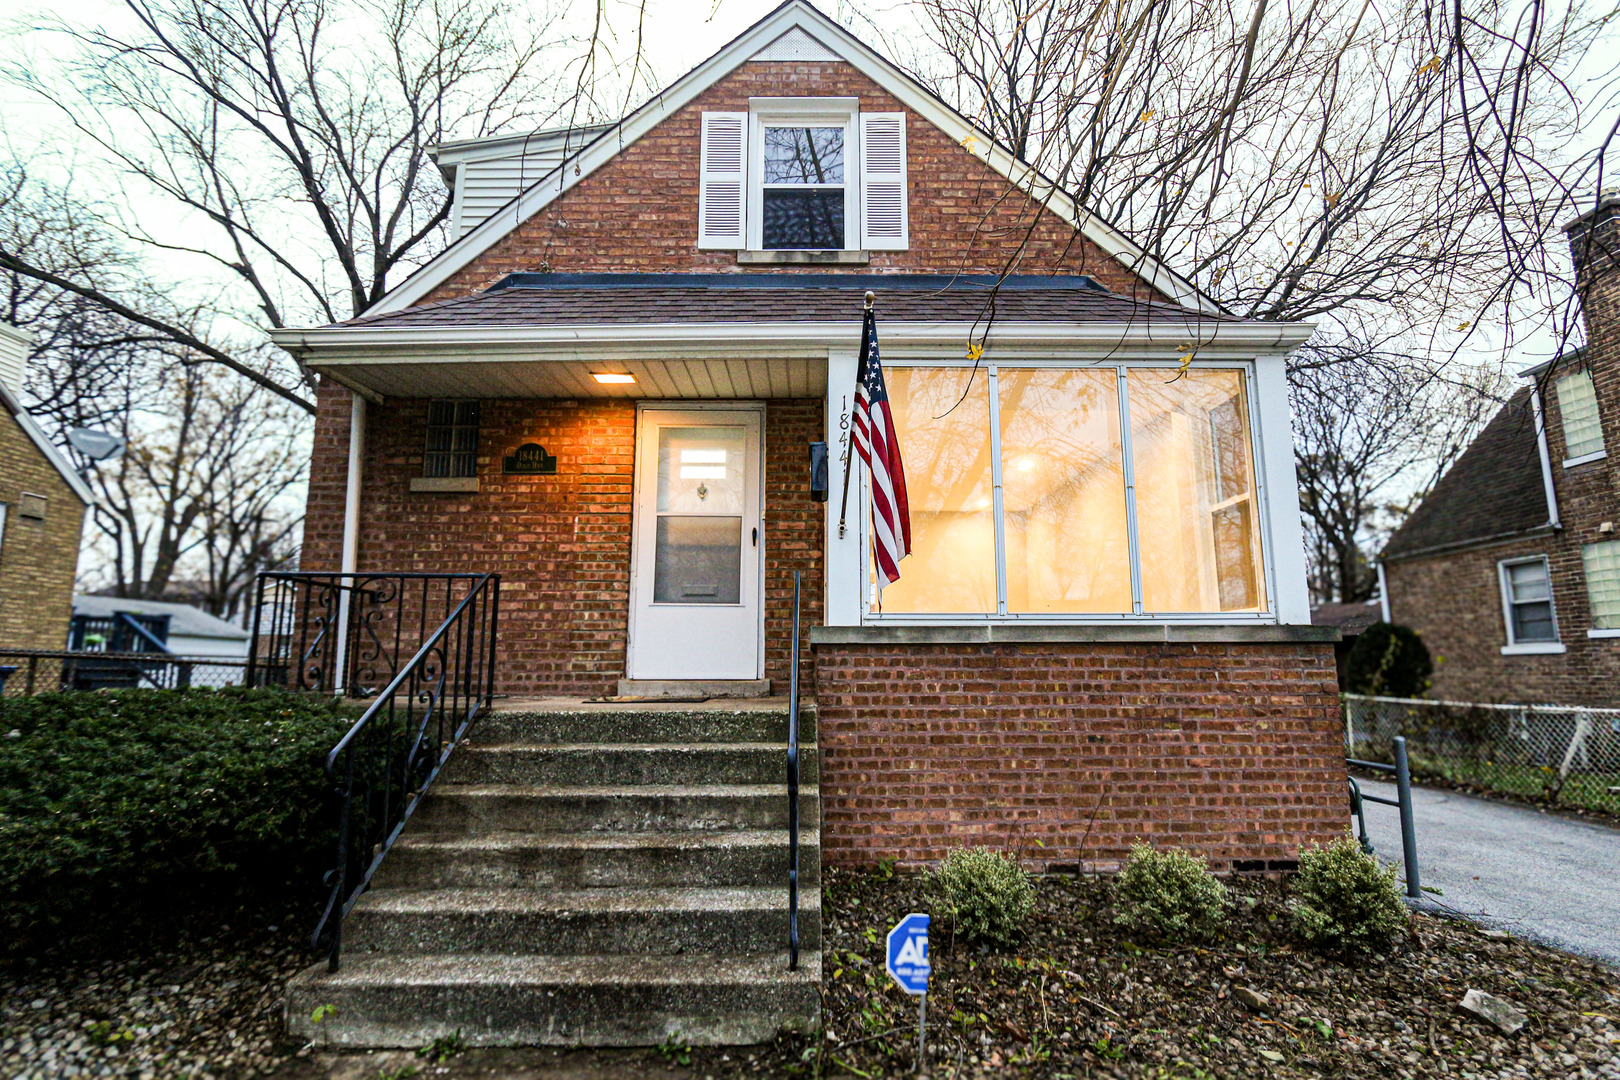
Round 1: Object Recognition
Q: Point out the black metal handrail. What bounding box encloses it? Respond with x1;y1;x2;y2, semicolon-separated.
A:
247;572;491;697
1348;735;1422;899
308;571;500;970
787;570;802;971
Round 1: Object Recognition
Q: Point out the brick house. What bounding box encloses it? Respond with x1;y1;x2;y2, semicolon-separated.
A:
1380;193;1620;706
0;323;92;652
275;2;1346;1046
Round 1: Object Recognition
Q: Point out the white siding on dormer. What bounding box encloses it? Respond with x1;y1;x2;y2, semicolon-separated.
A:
699;112;749;249
860;113;907;250
455;146;575;237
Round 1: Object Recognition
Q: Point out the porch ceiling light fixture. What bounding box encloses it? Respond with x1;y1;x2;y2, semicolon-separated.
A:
591;372;636;384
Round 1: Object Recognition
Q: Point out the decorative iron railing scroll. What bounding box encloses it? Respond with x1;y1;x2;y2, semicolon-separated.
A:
248;570;500;971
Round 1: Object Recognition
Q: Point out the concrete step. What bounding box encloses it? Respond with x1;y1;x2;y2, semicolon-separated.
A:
285;951;821;1048
410;784;820;835
474;708;816;746
442;742;818;787
372;829;822;890
343;886;821;957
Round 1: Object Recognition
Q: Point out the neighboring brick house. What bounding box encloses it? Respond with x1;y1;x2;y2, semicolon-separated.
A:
1380;192;1620;705
275;0;1343;872
0;323;93;651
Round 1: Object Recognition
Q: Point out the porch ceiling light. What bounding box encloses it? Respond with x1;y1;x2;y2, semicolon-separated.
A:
591;372;636;384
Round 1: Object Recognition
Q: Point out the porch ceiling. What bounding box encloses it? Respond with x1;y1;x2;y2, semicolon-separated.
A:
318;356;829;400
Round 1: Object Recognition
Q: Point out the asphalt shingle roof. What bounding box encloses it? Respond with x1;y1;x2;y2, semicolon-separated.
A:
1382;388;1550;560
334;273;1238;330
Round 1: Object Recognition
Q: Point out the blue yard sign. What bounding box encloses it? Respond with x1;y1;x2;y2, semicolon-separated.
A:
885;913;931;996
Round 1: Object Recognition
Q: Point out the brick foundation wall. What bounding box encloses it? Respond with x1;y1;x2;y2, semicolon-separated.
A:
0;409;86;650
422;61;1165;304
300;390;822;697
811;642;1345;871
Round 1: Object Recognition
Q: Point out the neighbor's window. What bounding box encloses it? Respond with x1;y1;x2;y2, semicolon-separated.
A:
1499;557;1558;644
872;365;1267;616
423;400;479;478
761;126;846;250
1582;541;1620;630
1556;369;1604;461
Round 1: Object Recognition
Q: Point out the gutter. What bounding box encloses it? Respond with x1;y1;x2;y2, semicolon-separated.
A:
1529;387;1562;529
1380;523;1557;564
269;319;1316;356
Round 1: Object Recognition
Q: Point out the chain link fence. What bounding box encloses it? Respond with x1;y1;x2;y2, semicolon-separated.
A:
0;649;250;698
1343;693;1620;815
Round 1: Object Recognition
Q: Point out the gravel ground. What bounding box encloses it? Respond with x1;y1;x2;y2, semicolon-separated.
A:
1;916;312;1080
8;872;1620;1080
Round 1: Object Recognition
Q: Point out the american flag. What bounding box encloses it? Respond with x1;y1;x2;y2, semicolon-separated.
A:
851;305;911;601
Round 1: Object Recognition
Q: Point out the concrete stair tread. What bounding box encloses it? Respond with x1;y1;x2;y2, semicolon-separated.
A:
433;782;813;797
392;829;820;852
357;885;821;915
295;950;821;988
460;741;816;751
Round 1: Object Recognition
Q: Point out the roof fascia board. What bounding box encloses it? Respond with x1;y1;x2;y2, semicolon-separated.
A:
1381;523;1556;564
427;125;616;165
274;318;1313;357
363;0;1221;318
0;380;95;505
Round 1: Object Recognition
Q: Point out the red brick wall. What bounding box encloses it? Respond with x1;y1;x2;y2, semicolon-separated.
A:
301;390;822;697
423;61;1165;303
812;642;1346;871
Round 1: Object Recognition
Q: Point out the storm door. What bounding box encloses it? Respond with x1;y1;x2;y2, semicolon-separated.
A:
627;407;764;680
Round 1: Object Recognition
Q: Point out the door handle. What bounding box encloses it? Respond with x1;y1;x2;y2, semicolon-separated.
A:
752;527;759;547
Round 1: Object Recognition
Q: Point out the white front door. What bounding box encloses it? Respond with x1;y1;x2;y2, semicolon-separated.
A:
627;406;764;681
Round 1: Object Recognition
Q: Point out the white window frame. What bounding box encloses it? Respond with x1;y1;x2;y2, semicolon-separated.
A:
849;357;1278;623
1497;555;1564;654
747;98;860;252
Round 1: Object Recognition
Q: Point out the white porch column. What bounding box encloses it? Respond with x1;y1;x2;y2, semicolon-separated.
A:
824;348;862;626
333;390;366;692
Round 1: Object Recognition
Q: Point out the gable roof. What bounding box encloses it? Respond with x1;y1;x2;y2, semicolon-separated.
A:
73;594;250;640
1381;389;1550;561
0;327;95;506
366;0;1221;318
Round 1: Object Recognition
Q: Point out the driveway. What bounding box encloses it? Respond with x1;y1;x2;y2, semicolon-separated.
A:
1356;778;1620;968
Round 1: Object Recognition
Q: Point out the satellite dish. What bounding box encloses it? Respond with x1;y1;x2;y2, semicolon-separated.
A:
67;427;126;461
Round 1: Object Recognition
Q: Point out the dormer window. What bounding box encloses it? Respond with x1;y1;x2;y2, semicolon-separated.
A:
762;126;846;249
698;99;907;253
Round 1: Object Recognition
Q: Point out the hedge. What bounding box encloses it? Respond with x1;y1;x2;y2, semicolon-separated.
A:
0;688;357;955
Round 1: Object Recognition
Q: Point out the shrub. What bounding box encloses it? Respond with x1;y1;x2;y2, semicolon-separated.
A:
928;846;1035;946
1113;843;1229;941
1345;622;1433;697
0;687;357;955
1291;833;1410;958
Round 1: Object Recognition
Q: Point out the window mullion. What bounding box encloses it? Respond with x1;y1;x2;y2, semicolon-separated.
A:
988;365;1008;616
1117;367;1144;615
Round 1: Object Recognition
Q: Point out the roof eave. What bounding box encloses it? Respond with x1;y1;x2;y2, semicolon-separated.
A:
272;318;1314;358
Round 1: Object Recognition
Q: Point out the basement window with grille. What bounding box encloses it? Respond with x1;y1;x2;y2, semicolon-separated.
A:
411;400;480;493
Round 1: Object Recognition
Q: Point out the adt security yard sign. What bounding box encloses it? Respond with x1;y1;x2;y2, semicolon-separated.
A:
887;913;932;1072
886;913;930;994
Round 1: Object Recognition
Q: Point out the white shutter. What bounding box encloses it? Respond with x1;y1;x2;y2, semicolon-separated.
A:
698;112;748;249
860;113;908;250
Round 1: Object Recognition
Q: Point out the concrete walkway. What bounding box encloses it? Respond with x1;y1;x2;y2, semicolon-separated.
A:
1356;778;1620;968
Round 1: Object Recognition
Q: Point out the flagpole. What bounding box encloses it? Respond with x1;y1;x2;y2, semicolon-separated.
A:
837;290;874;539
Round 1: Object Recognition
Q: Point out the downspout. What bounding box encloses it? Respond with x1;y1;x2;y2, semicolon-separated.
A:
333;391;367;694
1530;387;1562;529
1375;560;1392;624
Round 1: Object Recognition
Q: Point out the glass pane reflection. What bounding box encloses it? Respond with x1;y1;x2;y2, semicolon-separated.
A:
997;369;1131;613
